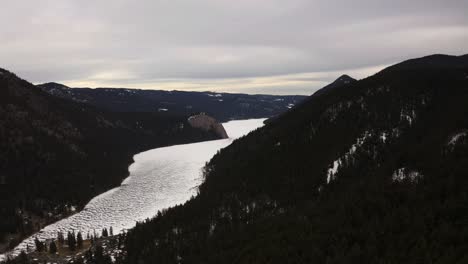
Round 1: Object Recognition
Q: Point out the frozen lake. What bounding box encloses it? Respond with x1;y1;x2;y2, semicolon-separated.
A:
1;118;265;260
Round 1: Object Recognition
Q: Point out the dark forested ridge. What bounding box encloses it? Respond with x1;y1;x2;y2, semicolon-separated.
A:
37;83;306;122
0;68;221;252
311;74;356;96
116;54;468;263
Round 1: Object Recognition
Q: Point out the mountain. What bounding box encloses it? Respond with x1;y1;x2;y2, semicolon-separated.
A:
264;74;357;125
36;83;307;122
118;54;468;263
0;69;222;252
312;74;356;96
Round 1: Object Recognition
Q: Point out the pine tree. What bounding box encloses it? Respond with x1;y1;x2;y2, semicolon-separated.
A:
34;237;44;252
49;241;57;254
117;234;123;249
109;226;114;236
77;231;84;248
102;228;108;237
67;231;76;251
18;251;28;264
57;231;65;245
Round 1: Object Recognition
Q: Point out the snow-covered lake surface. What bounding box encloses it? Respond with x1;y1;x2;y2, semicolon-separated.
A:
0;118;265;260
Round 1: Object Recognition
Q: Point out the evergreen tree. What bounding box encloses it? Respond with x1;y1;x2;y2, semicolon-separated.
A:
67;231;76;251
49;241;57;254
34;237;44;252
109;226;113;236
57;231;65;245
77;231;84;248
102;228;108;237
18;251;28;264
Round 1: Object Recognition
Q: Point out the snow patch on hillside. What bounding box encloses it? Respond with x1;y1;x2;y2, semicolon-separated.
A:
326;131;372;184
448;131;467;146
380;132;388;143
392;168;423;183
400;108;417;126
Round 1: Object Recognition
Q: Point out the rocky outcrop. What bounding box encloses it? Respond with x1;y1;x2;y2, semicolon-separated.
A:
188;113;228;139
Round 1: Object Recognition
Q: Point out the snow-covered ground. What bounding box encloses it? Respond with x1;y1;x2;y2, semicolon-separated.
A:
0;119;265;261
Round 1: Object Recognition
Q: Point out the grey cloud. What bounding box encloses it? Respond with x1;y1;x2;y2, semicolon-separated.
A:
0;0;467;94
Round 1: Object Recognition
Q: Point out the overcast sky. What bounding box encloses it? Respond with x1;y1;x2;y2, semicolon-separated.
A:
1;0;467;95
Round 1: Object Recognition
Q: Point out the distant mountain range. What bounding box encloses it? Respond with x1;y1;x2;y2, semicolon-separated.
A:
119;54;468;263
37;83;307;122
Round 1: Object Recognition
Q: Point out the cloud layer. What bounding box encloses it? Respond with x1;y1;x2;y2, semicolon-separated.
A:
1;0;467;94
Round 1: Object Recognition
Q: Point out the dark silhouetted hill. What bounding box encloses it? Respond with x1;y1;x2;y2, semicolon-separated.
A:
37;84;307;122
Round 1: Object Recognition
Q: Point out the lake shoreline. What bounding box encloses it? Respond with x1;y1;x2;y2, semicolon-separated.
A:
0;119;265;262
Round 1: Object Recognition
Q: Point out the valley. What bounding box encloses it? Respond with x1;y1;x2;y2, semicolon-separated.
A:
0;119;265;261
2;1;468;263
3;54;468;264
0;69;286;257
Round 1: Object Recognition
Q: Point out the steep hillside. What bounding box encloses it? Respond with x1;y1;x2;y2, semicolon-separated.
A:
0;69;220;251
36;84;306;122
120;54;468;263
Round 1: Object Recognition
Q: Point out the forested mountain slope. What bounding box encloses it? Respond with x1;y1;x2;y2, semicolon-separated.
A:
0;69;220;251
312;74;356;96
37;83;306;122
122;54;468;263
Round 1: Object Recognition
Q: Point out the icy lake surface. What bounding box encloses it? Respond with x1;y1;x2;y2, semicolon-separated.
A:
1;118;265;260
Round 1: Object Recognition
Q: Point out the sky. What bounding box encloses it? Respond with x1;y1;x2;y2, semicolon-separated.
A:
1;0;467;95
